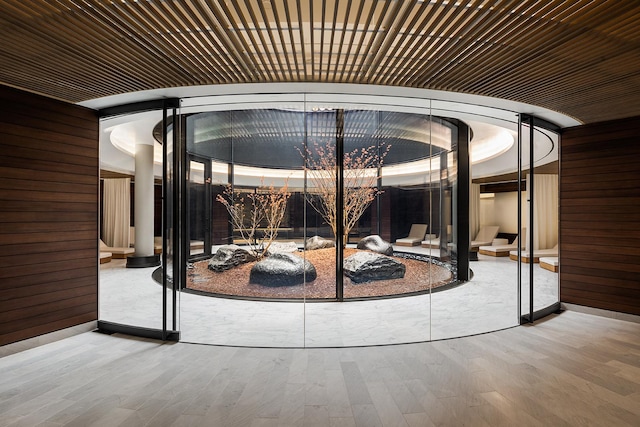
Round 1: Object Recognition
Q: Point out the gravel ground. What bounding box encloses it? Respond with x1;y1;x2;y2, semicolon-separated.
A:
187;248;453;299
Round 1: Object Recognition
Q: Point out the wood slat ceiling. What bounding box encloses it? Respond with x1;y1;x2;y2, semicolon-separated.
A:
1;0;639;124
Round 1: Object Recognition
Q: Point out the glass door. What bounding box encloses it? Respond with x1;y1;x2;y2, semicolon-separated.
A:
178;96;307;347
303;97;437;346
98;100;179;340
519;115;561;323
187;155;212;260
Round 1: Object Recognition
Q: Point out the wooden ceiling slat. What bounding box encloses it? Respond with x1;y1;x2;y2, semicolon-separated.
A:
187;0;259;82
0;1;138;85
0;0;639;123
308;0;315;79
218;1;271;81
294;0;309;79
78;0;197;83
61;5;177;90
410;0;549;89
324;0;339;82
345;0;373;81
0;31;126;100
331;0;353;81
355;0;398;81
488;45;640;104
376;0;431;86
0;1;164;96
128;1;220;85
391;0;459;87
386;0;449;87
318;0;327;80
450;0;622;91
179;12;245;84
400;0;522;88
468;3;640;100
415;0;566;89
410;0;479;89
338;0;367;81
362;0;417;82
242;1;280;81
162;2;238;84
280;0;302;81
268;1;295;81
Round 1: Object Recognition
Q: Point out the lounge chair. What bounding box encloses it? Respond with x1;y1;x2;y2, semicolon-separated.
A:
131;227;163;253
150;237;203;254
420;234;440;249
395;224;428;247
479;228;526;257
509;244;558;263
100;239;134;259
99;251;112;264
153;236;163;254
540;257;559;272
470;225;500;249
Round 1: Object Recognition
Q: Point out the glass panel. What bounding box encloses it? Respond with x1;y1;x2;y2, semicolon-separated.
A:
532;126;560;313
187;157;210;259
164;105;179;334
521;117;533;322
432;112;519;339
179;97;306;347
100;91;564;346
304;100;434;346
98;110;164;331
302;105;341;345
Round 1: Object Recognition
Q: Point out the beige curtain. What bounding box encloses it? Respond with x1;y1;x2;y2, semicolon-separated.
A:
103;178;130;247
470;183;481;239
526;174;558;250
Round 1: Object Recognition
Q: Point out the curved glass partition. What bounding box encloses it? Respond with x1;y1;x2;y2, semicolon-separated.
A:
98;87;562;347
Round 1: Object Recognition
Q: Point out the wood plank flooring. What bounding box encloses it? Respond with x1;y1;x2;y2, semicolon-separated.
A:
0;310;639;426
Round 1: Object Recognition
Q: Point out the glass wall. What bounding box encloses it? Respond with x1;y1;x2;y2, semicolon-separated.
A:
519;116;561;322
174;93;466;346
98;89;561;347
98;107;171;334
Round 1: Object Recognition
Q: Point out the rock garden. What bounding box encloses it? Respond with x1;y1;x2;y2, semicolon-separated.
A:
187;235;453;299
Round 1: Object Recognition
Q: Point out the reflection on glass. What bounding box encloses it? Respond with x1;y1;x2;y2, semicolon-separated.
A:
187;159;209;259
100;92;563;348
530;171;560;314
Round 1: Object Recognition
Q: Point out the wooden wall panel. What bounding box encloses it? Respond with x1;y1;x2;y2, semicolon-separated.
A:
560;116;640;316
0;85;98;346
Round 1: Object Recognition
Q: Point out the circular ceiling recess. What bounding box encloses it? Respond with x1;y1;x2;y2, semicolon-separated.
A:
158;109;456;169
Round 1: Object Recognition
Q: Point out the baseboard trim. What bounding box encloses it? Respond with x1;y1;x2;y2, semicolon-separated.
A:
0;321;98;358
561;303;640;324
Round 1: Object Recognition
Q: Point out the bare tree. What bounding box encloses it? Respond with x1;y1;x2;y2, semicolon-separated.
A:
302;141;389;245
216;179;291;259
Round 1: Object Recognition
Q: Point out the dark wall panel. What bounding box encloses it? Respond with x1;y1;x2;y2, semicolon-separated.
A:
560;115;640;316
0;85;98;346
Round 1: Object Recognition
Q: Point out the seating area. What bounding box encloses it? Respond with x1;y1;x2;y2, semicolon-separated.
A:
540;257;559;272
99;251;112;264
395;224;428;247
470;225;500;249
99;239;134;259
478;228;525;257
509;244;559;263
419;234;438;248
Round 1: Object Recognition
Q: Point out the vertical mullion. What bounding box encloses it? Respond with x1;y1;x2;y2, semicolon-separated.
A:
376;111;382;236
174;106;183;332
517;113;522;323
336;109;344;301
171;107;179;333
161;102;168;340
529;116;535;323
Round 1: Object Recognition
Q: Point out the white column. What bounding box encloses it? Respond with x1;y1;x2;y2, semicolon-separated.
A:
134;143;155;257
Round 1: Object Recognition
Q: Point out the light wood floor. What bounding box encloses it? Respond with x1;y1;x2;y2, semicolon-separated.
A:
1;311;639;426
